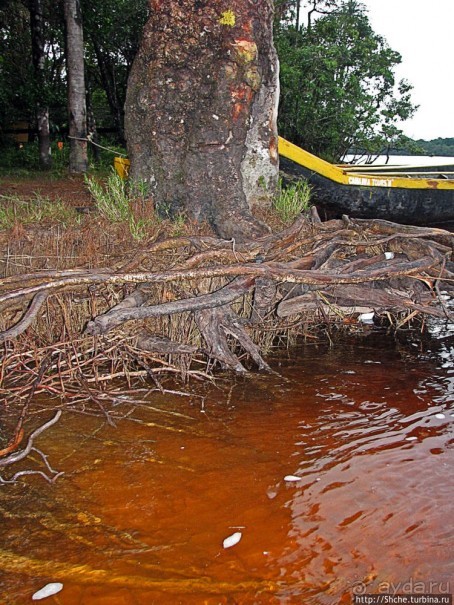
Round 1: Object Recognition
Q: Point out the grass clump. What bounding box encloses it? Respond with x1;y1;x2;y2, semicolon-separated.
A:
273;179;311;224
85;170;131;223
85;170;159;241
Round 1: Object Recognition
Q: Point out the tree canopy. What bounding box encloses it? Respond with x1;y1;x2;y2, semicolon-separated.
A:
416;138;454;157
276;0;418;160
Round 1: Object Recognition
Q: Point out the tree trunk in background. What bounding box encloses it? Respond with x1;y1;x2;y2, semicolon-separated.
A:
125;0;279;241
65;0;87;173
29;0;51;170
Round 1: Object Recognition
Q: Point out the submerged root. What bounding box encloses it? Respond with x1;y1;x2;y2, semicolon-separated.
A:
0;410;63;484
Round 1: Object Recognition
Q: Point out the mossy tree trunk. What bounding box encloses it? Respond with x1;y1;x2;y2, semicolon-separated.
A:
125;0;280;241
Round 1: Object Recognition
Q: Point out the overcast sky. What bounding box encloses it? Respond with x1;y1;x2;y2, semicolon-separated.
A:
360;0;454;141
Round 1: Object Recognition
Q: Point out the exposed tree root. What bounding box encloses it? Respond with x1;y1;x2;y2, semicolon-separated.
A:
1;211;453;362
0;210;453;469
195;304;271;373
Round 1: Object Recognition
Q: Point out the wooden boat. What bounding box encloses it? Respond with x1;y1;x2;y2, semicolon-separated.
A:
278;137;454;227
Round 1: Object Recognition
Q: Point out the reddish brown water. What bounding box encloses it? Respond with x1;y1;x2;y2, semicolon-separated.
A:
1;335;453;604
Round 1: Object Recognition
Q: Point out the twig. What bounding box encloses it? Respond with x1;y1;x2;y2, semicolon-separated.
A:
0;410;62;467
0;354;52;456
0;469;64;484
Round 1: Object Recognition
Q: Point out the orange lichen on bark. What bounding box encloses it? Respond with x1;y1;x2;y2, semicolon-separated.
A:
232;38;257;63
269;136;278;162
231;85;253;120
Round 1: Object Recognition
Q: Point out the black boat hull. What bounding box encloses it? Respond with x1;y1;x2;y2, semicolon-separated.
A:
280;157;454;227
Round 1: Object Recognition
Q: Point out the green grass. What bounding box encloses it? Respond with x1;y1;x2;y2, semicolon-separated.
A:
273;179;311;224
0;193;80;229
84;170;131;223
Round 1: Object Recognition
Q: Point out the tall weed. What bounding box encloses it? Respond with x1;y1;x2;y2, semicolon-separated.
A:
85;170;131;223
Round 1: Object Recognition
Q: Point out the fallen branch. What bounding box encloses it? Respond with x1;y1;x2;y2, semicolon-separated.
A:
0;291;49;341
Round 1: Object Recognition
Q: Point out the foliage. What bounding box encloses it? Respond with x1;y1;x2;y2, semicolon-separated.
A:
273;179;311;224
275;0;418;161
82;0;149;140
0;140;67;176
0;0;67;134
0;0;148;147
0;2;34;126
415;138;454;157
0;138;123;177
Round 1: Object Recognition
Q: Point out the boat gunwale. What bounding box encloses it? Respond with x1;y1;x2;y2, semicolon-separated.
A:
278;137;454;191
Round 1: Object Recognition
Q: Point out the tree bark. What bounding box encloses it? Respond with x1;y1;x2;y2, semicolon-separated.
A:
65;0;88;173
125;0;280;241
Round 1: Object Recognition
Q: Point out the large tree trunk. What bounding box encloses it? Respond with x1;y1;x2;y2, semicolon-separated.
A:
65;0;87;173
125;0;280;241
29;0;51;170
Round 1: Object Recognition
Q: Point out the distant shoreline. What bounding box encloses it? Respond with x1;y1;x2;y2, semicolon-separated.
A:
342;154;454;166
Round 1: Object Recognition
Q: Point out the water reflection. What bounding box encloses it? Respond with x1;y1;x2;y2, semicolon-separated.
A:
0;333;453;604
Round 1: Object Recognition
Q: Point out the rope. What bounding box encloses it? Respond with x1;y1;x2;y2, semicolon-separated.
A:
67;135;127;157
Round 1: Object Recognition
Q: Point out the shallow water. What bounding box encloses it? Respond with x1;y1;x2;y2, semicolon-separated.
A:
0;333;453;604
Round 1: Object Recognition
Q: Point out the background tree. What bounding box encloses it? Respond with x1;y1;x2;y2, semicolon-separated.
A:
27;0;51;168
418;138;454;157
0;2;34;129
276;0;417;161
0;0;66;153
125;0;280;240
275;1;338;34
0;0;148;151
82;0;148;144
64;0;87;172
